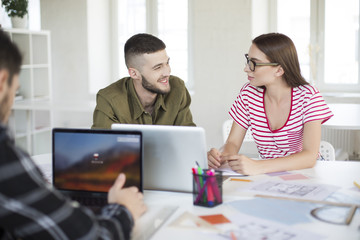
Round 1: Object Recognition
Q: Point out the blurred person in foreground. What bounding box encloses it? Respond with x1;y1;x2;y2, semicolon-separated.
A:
0;29;146;240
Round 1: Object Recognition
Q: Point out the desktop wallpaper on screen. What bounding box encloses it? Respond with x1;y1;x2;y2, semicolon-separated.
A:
53;132;141;192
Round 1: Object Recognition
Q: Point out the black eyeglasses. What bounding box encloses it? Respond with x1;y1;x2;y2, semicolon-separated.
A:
245;54;279;71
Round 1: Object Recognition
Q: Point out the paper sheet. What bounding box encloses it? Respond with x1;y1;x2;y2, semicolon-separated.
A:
199;214;231;225
223;211;324;240
279;173;309;181
216;164;246;176
241;180;340;201
266;171;291;176
227;198;316;225
167;207;323;240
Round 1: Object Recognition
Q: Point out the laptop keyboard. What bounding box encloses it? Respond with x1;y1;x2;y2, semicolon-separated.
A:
71;196;107;207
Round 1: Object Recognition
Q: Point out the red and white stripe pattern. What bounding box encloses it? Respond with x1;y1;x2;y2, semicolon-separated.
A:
229;83;333;159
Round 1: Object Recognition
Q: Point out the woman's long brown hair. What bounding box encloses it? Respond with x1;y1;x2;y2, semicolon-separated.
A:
253;33;308;88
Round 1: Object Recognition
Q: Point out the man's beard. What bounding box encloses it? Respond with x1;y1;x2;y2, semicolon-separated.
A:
141;75;170;95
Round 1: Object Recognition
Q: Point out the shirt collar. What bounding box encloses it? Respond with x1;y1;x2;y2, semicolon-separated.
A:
128;80;145;120
155;93;167;112
129;79;168;120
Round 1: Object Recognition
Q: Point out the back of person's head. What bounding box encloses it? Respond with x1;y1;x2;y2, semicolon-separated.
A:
124;33;166;68
253;33;308;88
0;30;22;86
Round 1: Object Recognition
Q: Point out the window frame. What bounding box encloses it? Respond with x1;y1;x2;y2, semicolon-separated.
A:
270;0;360;93
313;0;360;93
112;0;192;91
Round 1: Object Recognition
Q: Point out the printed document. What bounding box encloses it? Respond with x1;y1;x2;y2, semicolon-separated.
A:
242;180;339;201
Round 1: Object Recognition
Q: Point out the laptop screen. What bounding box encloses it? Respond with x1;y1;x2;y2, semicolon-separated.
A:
112;124;208;192
52;128;142;193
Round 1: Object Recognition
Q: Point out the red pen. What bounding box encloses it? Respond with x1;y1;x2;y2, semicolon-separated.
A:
206;170;215;206
209;169;222;203
192;167;201;197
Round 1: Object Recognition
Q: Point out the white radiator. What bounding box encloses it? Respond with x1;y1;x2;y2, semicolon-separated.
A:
321;127;358;160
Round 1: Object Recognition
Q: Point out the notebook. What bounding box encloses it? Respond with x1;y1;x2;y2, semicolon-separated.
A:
111;124;208;192
52;128;143;212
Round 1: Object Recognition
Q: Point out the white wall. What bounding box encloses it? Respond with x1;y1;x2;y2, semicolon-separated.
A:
251;0;274;38
87;0;112;94
40;0;98;128
40;0;90;102
40;0;253;148
190;0;252;148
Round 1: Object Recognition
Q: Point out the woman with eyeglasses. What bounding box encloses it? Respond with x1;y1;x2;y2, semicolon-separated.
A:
207;33;333;175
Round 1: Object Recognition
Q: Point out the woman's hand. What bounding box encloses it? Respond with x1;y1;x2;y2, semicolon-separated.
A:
221;154;260;175
207;148;223;169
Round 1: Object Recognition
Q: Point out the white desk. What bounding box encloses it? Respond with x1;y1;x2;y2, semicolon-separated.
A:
144;161;360;240
325;104;360;130
32;154;360;240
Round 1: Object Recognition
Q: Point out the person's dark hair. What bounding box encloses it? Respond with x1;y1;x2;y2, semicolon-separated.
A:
124;33;166;68
253;33;308;87
0;29;22;85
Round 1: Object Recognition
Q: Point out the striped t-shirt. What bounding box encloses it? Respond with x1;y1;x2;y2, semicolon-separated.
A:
229;83;333;159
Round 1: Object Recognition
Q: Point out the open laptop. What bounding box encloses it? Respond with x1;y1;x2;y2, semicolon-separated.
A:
111;124;208;192
52;128;143;212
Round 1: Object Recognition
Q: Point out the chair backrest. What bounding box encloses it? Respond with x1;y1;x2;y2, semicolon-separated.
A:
319;140;336;161
222;119;233;143
222;119;253;143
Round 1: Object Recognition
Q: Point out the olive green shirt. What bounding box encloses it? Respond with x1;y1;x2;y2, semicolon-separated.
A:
92;76;195;129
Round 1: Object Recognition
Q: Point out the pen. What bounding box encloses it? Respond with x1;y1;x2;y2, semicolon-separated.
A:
192;167;201;192
209;169;222;203
230;178;252;182
194;180;211;204
206;170;214;206
197;165;207;203
345;205;357;225
230;231;237;240
354;181;360;190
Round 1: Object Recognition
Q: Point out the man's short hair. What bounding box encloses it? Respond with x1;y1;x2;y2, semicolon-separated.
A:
124;33;166;68
0;30;22;86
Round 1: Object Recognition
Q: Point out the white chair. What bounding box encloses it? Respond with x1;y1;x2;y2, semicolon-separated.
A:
222;119;258;158
319;140;336;161
222;119;233;143
222;119;253;143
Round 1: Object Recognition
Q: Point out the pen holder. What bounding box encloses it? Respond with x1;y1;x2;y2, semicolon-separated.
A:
192;169;222;207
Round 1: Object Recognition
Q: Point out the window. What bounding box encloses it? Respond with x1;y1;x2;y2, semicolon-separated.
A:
89;0;188;94
276;0;360;92
277;0;310;81
323;0;359;87
117;0;188;85
117;0;146;79
157;0;188;85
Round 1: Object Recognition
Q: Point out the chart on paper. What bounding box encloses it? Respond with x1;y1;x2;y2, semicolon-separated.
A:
242;180;339;201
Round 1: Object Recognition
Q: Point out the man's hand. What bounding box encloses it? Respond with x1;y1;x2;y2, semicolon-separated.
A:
108;173;147;220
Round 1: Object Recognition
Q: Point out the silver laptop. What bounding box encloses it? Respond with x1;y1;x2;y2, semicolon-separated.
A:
52;128;143;212
111;124;208;192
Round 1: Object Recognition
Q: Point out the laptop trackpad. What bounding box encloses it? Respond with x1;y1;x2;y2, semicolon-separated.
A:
131;205;178;240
